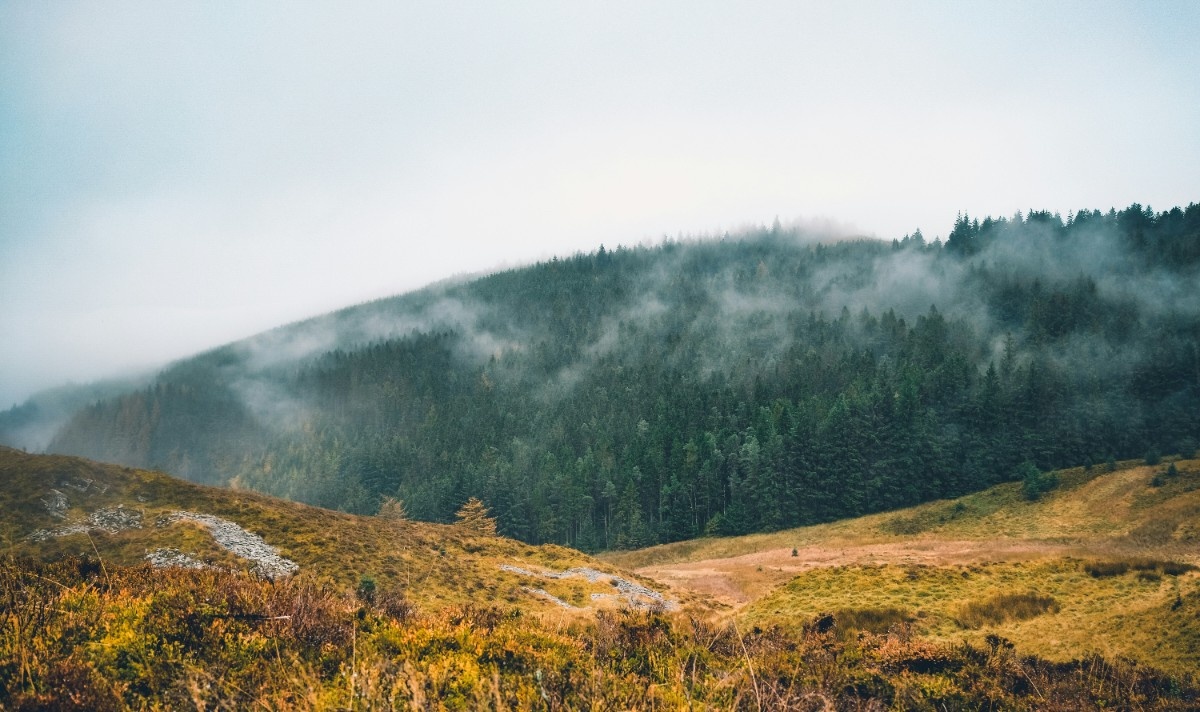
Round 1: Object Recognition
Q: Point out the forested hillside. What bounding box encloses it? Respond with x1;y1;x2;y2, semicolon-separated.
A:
13;203;1200;550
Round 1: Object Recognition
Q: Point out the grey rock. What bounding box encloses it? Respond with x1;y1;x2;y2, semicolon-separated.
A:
145;547;208;570
161;511;299;580
41;489;69;519
27;504;142;541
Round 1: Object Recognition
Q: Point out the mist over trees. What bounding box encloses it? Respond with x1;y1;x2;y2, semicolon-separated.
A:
14;203;1200;550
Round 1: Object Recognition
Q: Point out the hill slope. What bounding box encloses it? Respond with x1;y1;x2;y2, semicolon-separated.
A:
6;203;1200;552
0;447;679;613
5;449;1200;709
607;458;1200;676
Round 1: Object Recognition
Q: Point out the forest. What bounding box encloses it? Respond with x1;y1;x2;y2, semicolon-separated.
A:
10;202;1200;551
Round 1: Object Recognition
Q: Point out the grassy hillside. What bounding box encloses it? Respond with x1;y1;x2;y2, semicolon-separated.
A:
4;449;1198;709
607;458;1200;676
0;446;680;614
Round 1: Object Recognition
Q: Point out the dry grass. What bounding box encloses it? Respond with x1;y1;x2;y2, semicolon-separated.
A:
740;559;1200;676
4;556;1197;710
7;446;1200;701
606;459;1200;572
603;459;1200;677
0;446;663;615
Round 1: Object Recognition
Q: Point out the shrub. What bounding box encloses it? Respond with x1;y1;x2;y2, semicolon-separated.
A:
371;586;415;622
1145;447;1161;466
835;607;913;638
1160;560;1197;576
956;591;1059;629
884;515;927;535
356;573;377;604
1018;461;1058;501
1085;559;1197;578
1086;561;1130;578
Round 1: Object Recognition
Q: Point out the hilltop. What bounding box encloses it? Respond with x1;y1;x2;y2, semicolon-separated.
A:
607;457;1200;676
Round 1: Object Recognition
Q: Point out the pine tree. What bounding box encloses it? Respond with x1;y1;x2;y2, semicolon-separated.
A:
455;497;497;536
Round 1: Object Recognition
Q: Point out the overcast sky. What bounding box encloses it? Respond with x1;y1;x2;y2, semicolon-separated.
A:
2;1;1198;407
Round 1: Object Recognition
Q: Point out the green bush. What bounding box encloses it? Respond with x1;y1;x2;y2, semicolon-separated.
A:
1018;461;1058;501
356;573;377;603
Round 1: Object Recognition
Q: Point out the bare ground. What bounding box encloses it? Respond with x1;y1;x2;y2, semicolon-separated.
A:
635;538;1099;608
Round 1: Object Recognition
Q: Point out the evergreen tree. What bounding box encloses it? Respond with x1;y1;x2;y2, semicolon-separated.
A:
455;497;497;536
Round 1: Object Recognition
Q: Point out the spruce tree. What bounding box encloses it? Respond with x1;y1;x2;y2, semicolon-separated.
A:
455;497;497;536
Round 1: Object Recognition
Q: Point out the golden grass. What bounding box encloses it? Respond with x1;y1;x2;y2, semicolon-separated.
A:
601;458;1200;678
607;459;1200;571
741;559;1200;676
8;446;1200;690
5;557;1197;710
0;447;666;615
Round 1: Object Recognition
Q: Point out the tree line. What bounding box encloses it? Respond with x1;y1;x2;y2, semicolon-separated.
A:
44;202;1200;550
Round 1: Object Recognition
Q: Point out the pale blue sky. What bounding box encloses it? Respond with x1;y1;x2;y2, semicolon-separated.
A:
2;1;1198;406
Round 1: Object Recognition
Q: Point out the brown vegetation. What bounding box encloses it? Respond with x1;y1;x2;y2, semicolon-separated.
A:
2;556;1196;710
956;591;1059;629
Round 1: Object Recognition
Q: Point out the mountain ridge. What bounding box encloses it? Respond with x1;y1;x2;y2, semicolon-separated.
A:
4;203;1199;552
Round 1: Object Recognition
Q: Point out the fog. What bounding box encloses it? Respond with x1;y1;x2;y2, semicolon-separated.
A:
3;2;1200;407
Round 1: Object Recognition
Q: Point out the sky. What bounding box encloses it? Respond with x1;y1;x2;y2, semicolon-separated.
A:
2;1;1199;408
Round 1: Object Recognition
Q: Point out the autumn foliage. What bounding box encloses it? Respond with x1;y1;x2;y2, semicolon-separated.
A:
2;556;1197;710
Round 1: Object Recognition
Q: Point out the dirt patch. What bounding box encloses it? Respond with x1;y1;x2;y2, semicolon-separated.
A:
636;539;1103;608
